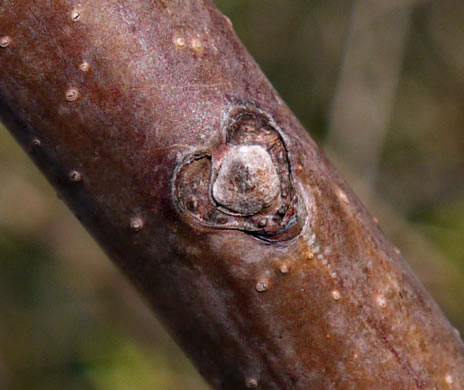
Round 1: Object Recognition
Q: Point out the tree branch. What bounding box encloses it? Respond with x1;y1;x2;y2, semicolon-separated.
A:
0;1;463;388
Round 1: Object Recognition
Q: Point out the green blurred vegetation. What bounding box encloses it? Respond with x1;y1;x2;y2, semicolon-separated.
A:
1;0;464;388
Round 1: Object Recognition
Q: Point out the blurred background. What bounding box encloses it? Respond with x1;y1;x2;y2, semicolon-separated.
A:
1;0;464;388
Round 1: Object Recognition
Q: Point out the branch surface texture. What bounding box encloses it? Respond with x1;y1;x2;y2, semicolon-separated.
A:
0;1;463;389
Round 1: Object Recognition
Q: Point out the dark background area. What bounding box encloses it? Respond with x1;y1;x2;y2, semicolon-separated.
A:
1;1;463;388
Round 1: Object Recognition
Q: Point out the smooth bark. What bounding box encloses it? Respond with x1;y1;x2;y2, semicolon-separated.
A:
1;1;463;389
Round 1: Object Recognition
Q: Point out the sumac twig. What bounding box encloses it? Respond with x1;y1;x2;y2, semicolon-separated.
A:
1;1;463;389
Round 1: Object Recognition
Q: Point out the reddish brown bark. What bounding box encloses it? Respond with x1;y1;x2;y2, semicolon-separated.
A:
1;1;463;389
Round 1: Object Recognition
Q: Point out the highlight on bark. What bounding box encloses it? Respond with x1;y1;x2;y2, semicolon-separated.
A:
0;1;463;389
